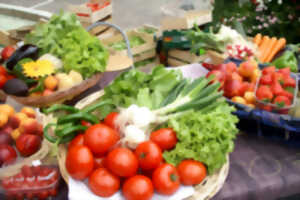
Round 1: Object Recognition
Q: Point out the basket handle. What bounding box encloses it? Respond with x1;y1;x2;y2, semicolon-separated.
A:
86;21;135;69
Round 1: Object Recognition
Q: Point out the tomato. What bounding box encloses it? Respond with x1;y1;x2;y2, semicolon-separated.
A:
259;74;272;85
1;46;15;60
94;155;106;169
0;74;7;89
68;134;84;149
135;141;162;171
0;66;7;76
150;128;177;150
256;85;273;101
81;120;92;127
262;66;276;75
106;147;138;177
152;163;180;195
273;96;291;107
89;168;120;197
66;145;94;180
0;144;17;165
123;175;154;200
177;160;207;185
84;123;119;155
104;112;119;129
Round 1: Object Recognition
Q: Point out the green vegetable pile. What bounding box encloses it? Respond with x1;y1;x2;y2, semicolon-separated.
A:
25;12;109;78
109;35;145;51
164;104;239;174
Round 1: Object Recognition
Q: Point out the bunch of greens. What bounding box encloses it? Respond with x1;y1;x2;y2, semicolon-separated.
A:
98;66;182;118
109;35;145;51
164;103;239;174
25;12;109;78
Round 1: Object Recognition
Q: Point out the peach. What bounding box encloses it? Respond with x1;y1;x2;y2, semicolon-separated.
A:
0;113;8;128
226;72;243;82
11;129;22;141
19;118;39;135
36;124;44;137
16;134;41;157
0;104;15;117
8;112;27;129
20;107;36;118
238;60;258;78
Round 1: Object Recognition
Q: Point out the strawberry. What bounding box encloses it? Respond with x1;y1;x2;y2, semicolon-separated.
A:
259;74;272;85
283;76;296;88
272;72;284;84
273;96;291;107
278;90;294;100
262;66;276;75
256;85;273;102
278;68;290;76
270;81;284;96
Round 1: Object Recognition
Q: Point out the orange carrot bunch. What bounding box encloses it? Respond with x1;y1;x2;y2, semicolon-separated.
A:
253;34;286;63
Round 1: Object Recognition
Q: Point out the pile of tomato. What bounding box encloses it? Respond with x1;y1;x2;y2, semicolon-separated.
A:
1;165;60;200
0;46;16;89
66;112;207;200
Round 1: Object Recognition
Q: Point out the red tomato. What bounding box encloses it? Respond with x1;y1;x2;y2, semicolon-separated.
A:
270;81;284;96
262;66;276;75
1;46;15;60
256;85;273;101
81;120;92;127
135;141;162;171
150;128;177;150
89;168;120;197
123;175;154;200
273;96;291;107
0;66;7;76
6;75;15;80
106;147;138;177
152;163;180;195
66;145;94;180
259;74;272;85
84;124;119;155
0;74;7;89
104;112;119;129
177;160;207;185
0;144;17;165
68;134;84;149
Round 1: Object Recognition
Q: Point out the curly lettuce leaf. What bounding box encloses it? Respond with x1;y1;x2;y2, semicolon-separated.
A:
163;102;239;174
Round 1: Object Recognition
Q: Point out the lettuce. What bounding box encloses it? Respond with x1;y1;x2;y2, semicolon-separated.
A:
163;102;239;174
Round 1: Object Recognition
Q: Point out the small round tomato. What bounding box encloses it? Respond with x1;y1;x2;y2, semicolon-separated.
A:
84;124;119;155
0;66;7;76
104;112;119;129
66;145;94;180
89;168;120;197
123;175;154;200
150;128;177;150
1;46;15;60
0;74;7;89
177;160;207;185
135;141;162;171
152;163;180;195
81;120;92;127
68;134;84;149
106;147;138;177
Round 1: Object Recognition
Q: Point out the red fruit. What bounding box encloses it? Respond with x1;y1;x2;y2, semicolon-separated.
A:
272;72;284;84
135;141;162;171
260;74;272;85
150;128;177;151
273;96;291;107
256;85;273;101
0;74;8;89
238;60;257;77
202;63;216;70
0;144;17;165
226;72;243;82
259;105;273;112
1;46;15;60
279;90;294;100
278;68;291;76
68;134;84;150
224;79;244;98
123;175;154;200
177;160;207;185
16;134;41;157
270;81;284;96
214;64;227;72
19;118;39;135
206;70;225;86
283;77;296;88
248;83;256;92
104;112;119;130
225;62;238;74
81;120;92;128
0;131;13;145
239;82;251;97
262;66;276;75
0;66;7;76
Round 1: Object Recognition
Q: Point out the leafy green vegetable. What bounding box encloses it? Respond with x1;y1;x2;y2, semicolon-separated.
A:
163;103;239;174
109;35;146;51
98;66;182;118
25;11;109;78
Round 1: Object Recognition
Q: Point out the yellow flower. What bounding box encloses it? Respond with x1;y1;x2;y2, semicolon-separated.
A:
23;60;55;78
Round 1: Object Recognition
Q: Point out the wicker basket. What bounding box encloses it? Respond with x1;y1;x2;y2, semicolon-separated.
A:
48;90;229;200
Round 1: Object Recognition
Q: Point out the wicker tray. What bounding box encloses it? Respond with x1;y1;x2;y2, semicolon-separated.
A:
46;90;229;200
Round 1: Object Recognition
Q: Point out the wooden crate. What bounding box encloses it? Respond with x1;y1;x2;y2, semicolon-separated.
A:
161;10;212;31
67;0;112;24
82;16;112;36
102;30;156;57
133;49;156;63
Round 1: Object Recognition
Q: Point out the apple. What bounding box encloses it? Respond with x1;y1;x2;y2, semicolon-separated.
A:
224;79;244;98
238;60;258;78
16;134;41;157
19;118;39;135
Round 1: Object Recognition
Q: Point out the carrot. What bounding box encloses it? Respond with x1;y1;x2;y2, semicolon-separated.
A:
253;34;262;46
261;37;277;62
265;38;286;62
258;36;270;62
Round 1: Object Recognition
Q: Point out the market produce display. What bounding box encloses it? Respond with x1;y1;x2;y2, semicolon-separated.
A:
0;104;43;167
0;12;108;105
44;66;239;199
